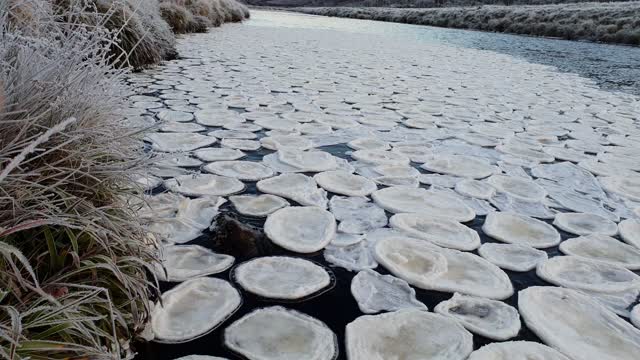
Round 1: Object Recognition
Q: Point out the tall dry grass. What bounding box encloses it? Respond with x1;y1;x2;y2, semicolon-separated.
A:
294;2;640;45
0;0;158;358
159;0;250;33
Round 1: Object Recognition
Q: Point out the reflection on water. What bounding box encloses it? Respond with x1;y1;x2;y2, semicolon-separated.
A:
248;10;640;95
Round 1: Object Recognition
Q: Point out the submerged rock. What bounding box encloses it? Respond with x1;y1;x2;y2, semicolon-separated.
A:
537;256;640;293
519;286;640;360
478;243;548;272
482;212;561;248
264;206;336;253
346;309;473;360
233;256;331;300
468;341;570;360
210;215;274;258
350;269;427;314
434;293;521;340
224;307;337;360
151;277;241;343
389;213;481;251
374;237;513;299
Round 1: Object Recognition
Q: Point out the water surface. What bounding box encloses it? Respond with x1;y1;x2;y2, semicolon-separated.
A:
249;10;640;95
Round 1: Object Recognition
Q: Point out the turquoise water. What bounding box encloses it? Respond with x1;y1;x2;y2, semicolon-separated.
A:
249;10;640;95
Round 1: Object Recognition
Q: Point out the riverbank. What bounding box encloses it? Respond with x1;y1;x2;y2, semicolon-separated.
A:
290;2;640;46
0;0;248;358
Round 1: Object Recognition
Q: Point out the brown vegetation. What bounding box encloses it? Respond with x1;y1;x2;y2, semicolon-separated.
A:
294;2;640;45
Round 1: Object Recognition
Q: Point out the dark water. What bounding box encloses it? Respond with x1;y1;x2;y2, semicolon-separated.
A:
136;12;640;359
249;10;640;96
138;144;635;360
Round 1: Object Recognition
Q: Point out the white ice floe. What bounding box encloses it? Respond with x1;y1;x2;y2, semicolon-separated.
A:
328;196;387;234
600;175;640;202
147;218;204;244
257;173;328;208
330;233;365;247
323;241;378;271
374;237;513;299
619;219;640;249
164;174;244;197
233;256;331;299
260;135;313;151
537;256;640;293
156;245;234;282
174;356;229;360
346;309;473;360
434;293;521;340
159;121;205;133
350;269;427;314
314;170;377;196
194;147;245;162
351;149;410;166
146;133;217;152
632;304;640;329
208;129;256;140
154;154;203;168
347;137;390;150
254;117;300;132
157;109;194;122
278;150;338;172
559;234;640;270
418;173;463;188
203;161;274;181
468;341;571;360
519;286;640;360
264;206;336;253
151;277;241;343
229;194;289;217
478;243;548;272
421;154;495;179
224;307;336;360
455;179;496;200
220;138;261;151
531;161;605;198
389;213;480;251
487;175;547;202
390;145;433;162
133;174;162;191
372;187;475;222
553;212;618;236
482;212;561;248
489;191;556;219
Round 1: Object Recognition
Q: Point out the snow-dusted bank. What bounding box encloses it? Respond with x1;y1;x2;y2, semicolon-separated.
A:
130;11;640;360
292;2;640;46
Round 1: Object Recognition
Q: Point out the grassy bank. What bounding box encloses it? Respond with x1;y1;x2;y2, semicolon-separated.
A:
292;2;640;45
0;0;248;358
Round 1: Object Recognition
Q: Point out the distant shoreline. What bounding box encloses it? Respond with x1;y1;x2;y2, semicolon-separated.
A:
275;3;640;46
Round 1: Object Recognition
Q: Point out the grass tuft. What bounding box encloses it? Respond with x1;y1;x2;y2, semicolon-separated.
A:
0;0;159;358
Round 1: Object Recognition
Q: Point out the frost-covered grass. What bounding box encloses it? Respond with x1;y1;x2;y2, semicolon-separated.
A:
160;0;250;34
0;1;160;358
293;2;640;45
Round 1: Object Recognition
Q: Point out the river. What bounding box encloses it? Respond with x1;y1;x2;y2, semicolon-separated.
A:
250;10;640;96
134;9;640;360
